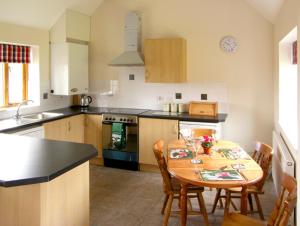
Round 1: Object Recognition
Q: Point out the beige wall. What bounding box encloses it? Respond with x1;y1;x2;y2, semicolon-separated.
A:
0;22;70;118
90;0;274;150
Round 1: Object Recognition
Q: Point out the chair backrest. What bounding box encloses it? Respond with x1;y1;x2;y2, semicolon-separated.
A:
153;140;173;193
252;142;273;191
267;173;297;226
192;128;215;138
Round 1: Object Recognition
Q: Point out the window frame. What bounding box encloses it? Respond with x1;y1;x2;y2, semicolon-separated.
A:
1;63;28;108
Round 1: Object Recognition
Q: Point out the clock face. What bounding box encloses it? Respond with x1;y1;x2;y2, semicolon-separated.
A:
220;36;238;53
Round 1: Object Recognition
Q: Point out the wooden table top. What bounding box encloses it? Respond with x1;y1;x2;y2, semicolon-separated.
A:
167;140;263;188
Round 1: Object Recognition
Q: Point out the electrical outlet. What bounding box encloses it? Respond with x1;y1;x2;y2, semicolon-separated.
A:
175;93;182;99
201;93;208;100
43;93;48;99
129;74;135;80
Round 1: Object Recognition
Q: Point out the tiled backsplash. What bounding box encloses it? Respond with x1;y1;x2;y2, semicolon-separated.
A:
0;95;71;120
89;67;228;113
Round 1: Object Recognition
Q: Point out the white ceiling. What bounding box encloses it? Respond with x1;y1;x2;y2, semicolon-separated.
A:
0;0;284;29
243;0;285;22
0;0;104;29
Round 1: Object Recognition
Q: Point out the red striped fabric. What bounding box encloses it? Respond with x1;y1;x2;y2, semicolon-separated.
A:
292;41;297;65
0;44;31;63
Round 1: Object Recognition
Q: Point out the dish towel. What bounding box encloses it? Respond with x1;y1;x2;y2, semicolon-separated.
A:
112;122;126;149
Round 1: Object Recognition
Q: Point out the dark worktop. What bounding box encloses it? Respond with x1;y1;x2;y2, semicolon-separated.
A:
139;110;227;123
0;106;227;133
0;107;149;133
0;133;97;187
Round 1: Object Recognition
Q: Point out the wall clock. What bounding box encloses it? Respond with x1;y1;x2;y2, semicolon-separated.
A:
220;36;238;53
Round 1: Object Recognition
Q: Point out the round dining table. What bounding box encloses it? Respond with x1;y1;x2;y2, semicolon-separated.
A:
167;140;263;226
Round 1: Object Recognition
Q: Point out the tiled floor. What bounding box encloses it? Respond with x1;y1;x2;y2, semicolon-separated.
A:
90;166;276;226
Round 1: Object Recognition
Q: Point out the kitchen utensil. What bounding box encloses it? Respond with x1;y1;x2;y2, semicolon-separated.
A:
80;95;93;108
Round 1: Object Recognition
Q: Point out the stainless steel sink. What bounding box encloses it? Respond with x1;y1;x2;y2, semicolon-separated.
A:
21;112;64;121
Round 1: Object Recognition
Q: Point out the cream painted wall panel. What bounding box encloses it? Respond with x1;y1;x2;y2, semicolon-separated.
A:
90;0;273;151
66;10;90;42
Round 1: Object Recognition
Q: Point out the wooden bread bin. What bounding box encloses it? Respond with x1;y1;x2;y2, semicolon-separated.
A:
189;102;218;116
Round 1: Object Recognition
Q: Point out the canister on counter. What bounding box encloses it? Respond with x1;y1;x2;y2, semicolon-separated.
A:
170;103;178;112
163;103;170;112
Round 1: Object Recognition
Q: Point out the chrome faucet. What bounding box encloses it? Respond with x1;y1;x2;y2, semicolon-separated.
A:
14;100;34;119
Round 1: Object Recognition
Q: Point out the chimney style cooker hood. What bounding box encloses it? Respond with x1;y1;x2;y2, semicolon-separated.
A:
109;12;144;66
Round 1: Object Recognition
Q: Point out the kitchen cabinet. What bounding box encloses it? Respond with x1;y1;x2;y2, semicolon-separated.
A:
51;42;89;95
50;9;90;43
139;118;178;169
144;38;187;83
84;115;103;165
44;115;84;143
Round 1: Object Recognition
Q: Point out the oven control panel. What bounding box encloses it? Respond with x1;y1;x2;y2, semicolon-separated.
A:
102;114;138;124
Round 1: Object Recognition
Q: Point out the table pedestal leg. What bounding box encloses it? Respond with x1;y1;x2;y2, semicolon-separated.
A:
240;186;248;215
180;183;188;226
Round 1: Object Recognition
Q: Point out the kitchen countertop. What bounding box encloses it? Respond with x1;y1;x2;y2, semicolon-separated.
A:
139;110;227;123
0;106;227;133
0;133;97;187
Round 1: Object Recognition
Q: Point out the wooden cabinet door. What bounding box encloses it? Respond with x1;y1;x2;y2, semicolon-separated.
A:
139;118;178;166
67;115;85;143
144;38;186;83
84;115;103;165
44;115;84;143
44;118;69;141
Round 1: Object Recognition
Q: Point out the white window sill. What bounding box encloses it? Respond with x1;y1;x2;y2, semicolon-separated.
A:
0;104;39;112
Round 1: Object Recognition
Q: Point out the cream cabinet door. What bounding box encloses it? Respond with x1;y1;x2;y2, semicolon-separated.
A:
84;114;103;165
44;118;69;141
67;115;85;143
144;38;186;83
44;115;84;143
139;118;178;165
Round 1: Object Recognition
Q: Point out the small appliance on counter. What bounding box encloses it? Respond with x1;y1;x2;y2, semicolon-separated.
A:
80;94;93;109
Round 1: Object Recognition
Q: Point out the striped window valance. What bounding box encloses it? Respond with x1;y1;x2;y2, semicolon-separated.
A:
0;44;31;63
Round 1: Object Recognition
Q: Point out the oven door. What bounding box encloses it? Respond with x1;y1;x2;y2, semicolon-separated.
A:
102;122;139;170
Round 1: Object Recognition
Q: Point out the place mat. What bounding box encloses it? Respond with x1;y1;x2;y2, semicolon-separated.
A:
169;149;193;159
231;163;246;170
217;148;251;160
200;169;244;181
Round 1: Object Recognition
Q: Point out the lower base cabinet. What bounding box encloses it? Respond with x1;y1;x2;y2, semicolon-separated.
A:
43;115;84;143
84;115;103;165
0;162;89;226
44;114;102;165
139;118;178;169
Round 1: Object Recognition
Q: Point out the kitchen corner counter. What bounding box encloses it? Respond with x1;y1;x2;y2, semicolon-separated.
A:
0;133;97;187
139;110;227;123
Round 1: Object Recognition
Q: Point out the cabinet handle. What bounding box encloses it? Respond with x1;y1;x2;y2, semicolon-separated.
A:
68;121;71;131
70;88;78;92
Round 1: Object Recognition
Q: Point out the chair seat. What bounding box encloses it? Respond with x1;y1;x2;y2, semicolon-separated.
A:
227;186;263;194
171;178;204;193
222;213;266;226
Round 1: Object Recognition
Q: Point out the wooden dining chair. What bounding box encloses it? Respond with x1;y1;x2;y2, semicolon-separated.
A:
153;140;210;226
212;142;273;220
222;173;297;226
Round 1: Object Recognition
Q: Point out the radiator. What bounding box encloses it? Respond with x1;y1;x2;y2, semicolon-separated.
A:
272;131;295;195
272;131;295;226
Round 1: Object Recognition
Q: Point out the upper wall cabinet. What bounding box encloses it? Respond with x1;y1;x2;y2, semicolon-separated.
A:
50;9;90;43
51;43;88;95
144;38;187;83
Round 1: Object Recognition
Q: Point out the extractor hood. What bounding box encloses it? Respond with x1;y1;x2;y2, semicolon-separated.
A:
109;12;144;66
